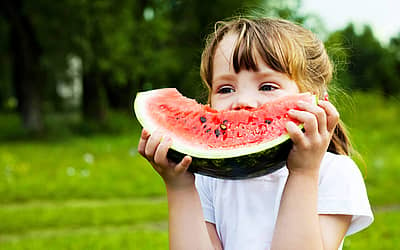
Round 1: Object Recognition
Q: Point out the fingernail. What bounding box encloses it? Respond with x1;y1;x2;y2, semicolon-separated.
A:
297;100;306;106
324;92;329;101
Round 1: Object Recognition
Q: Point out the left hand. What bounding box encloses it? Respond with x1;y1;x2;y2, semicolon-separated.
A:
285;99;340;176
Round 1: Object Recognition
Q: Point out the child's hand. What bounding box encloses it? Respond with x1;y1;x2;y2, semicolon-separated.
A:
137;129;194;190
285;100;340;176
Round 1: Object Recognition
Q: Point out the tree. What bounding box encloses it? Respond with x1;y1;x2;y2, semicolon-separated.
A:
0;0;45;132
1;0;317;133
66;0;181;119
387;33;400;95
325;24;400;95
0;17;12;110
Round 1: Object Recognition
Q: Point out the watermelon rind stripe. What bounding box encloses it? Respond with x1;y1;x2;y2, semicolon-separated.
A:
167;139;293;179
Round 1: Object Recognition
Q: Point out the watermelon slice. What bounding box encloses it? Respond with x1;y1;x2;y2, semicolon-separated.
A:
134;88;316;179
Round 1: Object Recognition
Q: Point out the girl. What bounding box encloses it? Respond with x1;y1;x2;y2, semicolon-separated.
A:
138;17;373;250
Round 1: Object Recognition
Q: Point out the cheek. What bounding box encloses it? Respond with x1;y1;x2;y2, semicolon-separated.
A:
211;101;224;110
291;81;303;93
210;96;229;110
288;81;300;93
292;85;300;93
210;95;219;109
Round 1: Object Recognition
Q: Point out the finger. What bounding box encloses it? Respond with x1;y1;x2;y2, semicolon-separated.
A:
318;101;340;133
153;136;172;166
288;109;318;136
297;101;327;134
286;121;305;145
144;131;162;161
175;156;192;174
137;129;151;156
324;91;329;101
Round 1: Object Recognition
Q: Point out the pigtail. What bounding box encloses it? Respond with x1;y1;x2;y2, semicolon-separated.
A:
328;120;352;156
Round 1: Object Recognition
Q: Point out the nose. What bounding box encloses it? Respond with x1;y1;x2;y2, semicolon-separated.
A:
232;93;259;110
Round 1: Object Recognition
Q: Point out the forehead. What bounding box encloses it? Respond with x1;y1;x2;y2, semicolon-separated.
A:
212;33;266;77
212;33;237;74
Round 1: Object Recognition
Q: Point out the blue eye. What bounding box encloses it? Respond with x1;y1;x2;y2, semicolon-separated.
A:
217;86;235;94
259;84;277;91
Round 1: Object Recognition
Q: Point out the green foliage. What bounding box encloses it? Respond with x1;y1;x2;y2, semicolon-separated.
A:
0;17;12;108
326;24;400;95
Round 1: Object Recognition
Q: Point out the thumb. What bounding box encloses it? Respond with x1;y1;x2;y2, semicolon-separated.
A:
175;156;192;174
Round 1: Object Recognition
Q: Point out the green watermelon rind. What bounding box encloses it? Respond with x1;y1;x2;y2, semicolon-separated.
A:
167;139;293;179
134;89;317;179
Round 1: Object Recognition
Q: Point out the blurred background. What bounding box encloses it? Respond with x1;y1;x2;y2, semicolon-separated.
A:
0;0;399;249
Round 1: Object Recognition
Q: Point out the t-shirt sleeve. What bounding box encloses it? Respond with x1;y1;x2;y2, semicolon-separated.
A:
195;174;216;224
317;154;374;236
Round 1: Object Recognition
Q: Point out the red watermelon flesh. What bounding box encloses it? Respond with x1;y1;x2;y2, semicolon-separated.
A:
134;88;316;160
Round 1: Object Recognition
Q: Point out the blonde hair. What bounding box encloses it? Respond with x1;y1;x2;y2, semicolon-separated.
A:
200;17;352;155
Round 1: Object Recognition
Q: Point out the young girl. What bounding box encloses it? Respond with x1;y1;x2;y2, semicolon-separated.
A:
138;17;373;250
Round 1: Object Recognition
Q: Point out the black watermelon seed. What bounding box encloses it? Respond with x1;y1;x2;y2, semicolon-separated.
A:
220;124;227;130
200;116;207;123
203;124;207;129
206;129;211;133
265;119;272;124
214;129;221;137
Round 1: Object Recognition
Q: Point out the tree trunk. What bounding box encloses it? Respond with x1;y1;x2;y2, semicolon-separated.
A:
2;0;44;132
82;70;108;123
105;77;144;110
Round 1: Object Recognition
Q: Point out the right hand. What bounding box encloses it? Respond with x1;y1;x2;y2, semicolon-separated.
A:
137;129;194;190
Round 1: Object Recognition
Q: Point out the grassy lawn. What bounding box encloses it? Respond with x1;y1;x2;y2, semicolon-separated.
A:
0;92;399;249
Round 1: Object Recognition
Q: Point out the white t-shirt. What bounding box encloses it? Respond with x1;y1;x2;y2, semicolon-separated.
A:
195;152;374;250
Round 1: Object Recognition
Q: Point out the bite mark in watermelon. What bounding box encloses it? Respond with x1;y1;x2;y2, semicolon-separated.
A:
134;88;316;179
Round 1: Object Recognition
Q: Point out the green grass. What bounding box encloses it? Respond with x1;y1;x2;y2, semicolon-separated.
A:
337;92;400;206
1;229;169;250
0;92;399;249
0;198;167;234
0;134;165;202
343;210;400;249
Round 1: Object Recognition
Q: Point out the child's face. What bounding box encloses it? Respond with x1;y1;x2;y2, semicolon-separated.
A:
210;34;299;111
